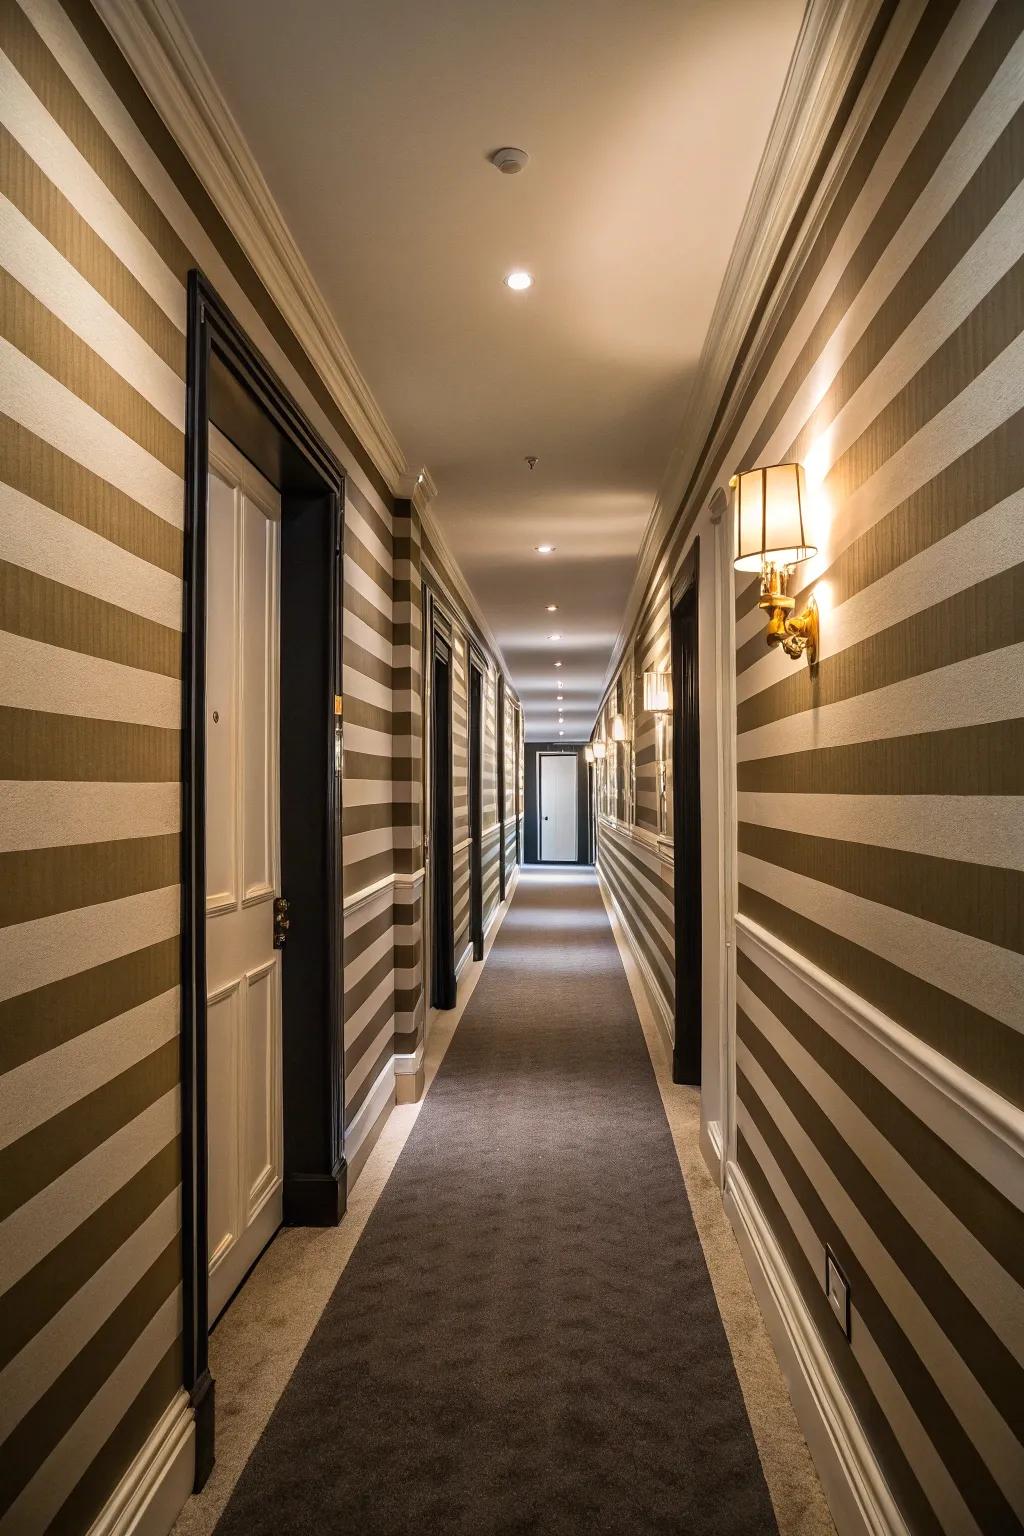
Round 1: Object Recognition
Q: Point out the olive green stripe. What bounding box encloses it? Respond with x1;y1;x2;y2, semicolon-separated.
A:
0;1237;180;1512
0;414;182;576
345;696;395;735
344;638;393;689
345;801;416;836
0;831;178;927
737;948;1024;1287
726;0;1011;489
737;1034;1023;1521
737;563;1024;735
0;937;178;1075
345;527;392;598
0;122;185;375
344;582;391;642
343;750;393;783
0;705;180;782
0;1137;180;1370
47;1337;183;1536
343;903;392;965
737;407;1024;675
393;1028;420;1055
1;270;183;475
738;884;1024;1105
344;948;392;1019
600;841;673;978
736;718;1024;795
739;820;1023;953
736;1126;945;1536
346;478;393;557
0;558;180;677
823;256;1024;508
0;1035;178;1221
344;848;396;894
346;1034;393;1117
791;109;1024;472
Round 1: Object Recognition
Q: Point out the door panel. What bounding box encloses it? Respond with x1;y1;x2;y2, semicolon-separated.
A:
206;430;283;1324
540;754;578;862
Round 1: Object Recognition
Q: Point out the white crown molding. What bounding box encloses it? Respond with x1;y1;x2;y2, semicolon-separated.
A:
92;0;412;495
600;0;895;709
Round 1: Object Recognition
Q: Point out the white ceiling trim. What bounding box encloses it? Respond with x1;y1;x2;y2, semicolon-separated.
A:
93;0;412;494
600;0;895;705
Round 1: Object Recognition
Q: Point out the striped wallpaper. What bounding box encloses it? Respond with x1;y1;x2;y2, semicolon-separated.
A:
0;0;519;1529
597;1;1024;1532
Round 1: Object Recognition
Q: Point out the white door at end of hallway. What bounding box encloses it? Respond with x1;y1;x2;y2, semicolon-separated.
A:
539;753;578;862
205;431;283;1325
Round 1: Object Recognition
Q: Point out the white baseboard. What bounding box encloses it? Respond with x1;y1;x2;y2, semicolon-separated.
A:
700;1118;723;1183
595;864;673;1049
455;941;473;980
725;1162;908;1536
87;1390;194;1536
344;1057;395;1174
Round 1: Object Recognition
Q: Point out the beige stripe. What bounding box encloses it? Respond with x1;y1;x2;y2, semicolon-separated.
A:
0;1086;177;1293
0;779;179;852
738;791;1024;870
0;1187;178;1439
737;1099;984;1536
0;414;182;577
0;479;182;629
0;985;178;1149
738;1038;1022;1524
739;851;1023;1030
0;270;182;473
0;882;178;1004
0;47;183;324
0;1287;181;1536
0;627;181;726
0;338;182;527
736;643;1024;761
0;192;184;423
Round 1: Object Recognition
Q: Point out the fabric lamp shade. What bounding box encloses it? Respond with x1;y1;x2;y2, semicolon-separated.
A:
584;744;595;763
592;740;607;760
733;462;816;572
611;713;628;743
643;671;671;712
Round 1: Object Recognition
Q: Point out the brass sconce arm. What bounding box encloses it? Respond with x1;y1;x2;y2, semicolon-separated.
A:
760;561;819;665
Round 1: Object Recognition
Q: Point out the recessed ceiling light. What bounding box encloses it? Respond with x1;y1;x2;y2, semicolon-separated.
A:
535;545;555;555
554;661;562;668
558;730;564;736
547;633;561;640
505;270;533;291
546;604;558;612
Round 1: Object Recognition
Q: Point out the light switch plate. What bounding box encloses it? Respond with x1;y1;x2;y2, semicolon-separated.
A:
825;1246;851;1340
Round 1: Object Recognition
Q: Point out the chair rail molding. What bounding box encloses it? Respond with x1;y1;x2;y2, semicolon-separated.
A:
92;0;413;494
600;0;899;701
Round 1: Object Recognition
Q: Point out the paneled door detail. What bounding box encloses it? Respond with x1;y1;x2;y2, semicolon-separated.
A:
205;430;283;1324
539;753;578;862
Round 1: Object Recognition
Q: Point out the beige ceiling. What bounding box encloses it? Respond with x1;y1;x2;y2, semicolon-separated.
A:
175;0;804;740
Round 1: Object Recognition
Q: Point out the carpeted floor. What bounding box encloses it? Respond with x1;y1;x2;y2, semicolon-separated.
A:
213;868;780;1535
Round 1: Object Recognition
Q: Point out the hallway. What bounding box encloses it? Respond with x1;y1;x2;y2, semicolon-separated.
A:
176;870;828;1536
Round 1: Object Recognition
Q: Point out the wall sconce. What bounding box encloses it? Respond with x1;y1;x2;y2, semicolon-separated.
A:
611;713;629;743
733;462;819;665
592;740;607;760
584;744;595;764
642;671;672;828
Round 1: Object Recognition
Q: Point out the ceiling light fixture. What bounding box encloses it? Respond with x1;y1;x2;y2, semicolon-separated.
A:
505;270;533;291
546;604;558;612
554;662;562;668
535;545;555;555
547;633;561;640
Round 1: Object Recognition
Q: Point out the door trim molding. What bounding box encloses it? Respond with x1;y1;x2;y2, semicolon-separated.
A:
670;539;702;1084
182;269;346;1490
537;750;580;863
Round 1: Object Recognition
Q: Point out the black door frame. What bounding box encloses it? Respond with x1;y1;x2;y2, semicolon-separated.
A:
429;616;457;1008
183;271;346;1489
468;648;485;960
670;538;702;1085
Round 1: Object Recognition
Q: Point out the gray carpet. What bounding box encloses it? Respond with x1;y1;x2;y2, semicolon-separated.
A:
214;868;779;1534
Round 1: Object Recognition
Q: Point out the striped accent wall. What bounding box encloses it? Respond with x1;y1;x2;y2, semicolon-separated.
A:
0;0;508;1528
598;2;1024;1531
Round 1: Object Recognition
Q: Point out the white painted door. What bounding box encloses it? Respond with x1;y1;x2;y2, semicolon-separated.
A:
205;429;283;1325
539;753;578;862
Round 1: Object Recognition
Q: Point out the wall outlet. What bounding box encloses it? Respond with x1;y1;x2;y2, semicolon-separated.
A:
825;1246;851;1340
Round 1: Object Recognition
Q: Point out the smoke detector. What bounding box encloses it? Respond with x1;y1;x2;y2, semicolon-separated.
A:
490;147;529;175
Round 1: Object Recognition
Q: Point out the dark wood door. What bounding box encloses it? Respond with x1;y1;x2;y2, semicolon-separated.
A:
670;540;702;1085
430;633;456;1008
